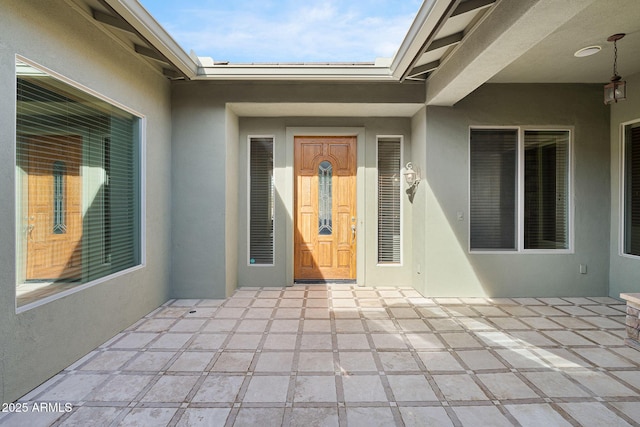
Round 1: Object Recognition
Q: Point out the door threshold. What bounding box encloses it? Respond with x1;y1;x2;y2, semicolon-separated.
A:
294;279;356;285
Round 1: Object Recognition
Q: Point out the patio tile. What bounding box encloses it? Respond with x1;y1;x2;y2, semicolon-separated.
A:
254;351;295;372
399;407;453;427
476;373;539;400
141;375;199;402
10;287;639;427
378;351;420;372
432;374;490;401
342;375;388;402
453;406;513;427
124;351;175;371
167;351;214;371
560;402;633;427
191;375;244;402
233;408;285;427
211;352;254;372
417;351;465;372
298;352;335;372
118;408;177;426
337;351;377;372
293;376;337;402
346;407;396;427
288;408;339;427
86;374;153;401
242;375;290;403
387;374;437;401
505;404;571;427
176;408;231;427
521;371;590;398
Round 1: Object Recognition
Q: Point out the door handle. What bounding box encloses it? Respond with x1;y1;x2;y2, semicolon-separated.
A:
351;224;356;240
27;224;35;240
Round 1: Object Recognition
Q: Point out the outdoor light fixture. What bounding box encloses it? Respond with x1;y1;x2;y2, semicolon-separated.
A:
403;162;421;203
604;33;627;104
403;162;420;187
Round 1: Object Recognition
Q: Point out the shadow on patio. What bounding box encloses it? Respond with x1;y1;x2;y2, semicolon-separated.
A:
2;285;639;426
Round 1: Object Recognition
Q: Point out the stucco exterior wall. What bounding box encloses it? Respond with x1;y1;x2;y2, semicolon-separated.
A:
0;0;173;402
422;84;610;297
609;72;640;298
171;81;425;297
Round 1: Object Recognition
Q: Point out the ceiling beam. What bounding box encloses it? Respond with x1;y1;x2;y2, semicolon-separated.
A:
426;32;464;53
408;60;440;78
134;44;167;62
426;0;600;106
451;0;496;17
92;9;135;33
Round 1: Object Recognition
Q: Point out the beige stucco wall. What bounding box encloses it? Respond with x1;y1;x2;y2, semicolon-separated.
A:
609;72;640;298
419;84;611;297
0;0;173;402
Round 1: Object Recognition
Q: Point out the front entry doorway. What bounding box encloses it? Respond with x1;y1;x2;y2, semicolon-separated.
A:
294;136;357;280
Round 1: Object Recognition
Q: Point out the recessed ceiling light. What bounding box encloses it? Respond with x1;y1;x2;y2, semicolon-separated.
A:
574;45;601;57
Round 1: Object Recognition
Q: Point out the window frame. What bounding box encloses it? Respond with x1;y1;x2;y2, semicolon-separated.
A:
468;126;574;254
620;118;640;259
247;135;276;267
376;135;404;266
14;55;146;313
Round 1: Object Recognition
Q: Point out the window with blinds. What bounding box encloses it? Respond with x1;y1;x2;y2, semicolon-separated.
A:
249;137;274;265
15;58;141;307
470;128;571;252
378;137;401;263
624;123;640;256
470;129;517;250
524;130;569;249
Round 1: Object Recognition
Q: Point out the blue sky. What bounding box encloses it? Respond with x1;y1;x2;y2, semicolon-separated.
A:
139;0;422;63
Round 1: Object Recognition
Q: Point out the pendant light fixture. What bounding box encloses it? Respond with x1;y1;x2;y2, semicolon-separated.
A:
604;33;626;104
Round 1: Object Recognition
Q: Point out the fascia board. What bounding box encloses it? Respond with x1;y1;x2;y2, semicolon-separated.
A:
103;0;198;78
195;65;396;81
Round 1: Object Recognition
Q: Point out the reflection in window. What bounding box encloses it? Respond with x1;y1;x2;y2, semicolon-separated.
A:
318;160;332;235
53;161;66;234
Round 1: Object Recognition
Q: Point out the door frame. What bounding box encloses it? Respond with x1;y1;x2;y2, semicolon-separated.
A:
285;127;365;286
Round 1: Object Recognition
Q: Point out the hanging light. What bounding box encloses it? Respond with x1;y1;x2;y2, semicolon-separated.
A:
604;33;626;104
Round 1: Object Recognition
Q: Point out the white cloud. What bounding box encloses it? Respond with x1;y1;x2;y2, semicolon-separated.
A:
155;0;419;62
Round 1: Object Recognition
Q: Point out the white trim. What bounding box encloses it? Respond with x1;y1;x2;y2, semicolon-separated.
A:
247;135;276;267
14;55;146;312
468;126;574;254
619;118;640;259
376;135;404;267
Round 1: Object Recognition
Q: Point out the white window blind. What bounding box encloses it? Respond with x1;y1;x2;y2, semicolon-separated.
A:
16;59;141;306
625;124;640;256
378;137;401;263
470;129;517;250
249;137;274;264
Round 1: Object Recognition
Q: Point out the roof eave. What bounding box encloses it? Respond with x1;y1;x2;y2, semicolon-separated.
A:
103;0;199;79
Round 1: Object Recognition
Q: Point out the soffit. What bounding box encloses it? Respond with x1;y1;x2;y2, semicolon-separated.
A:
227;103;424;118
488;0;640;83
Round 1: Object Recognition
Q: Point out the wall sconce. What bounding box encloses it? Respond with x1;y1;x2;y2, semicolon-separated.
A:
403;162;421;202
604;33;626;105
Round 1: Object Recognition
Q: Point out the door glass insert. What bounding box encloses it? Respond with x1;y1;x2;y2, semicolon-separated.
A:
318;160;333;235
53;160;66;234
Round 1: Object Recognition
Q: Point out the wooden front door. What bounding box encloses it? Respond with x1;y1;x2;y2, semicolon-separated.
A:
294;136;356;280
25;135;83;280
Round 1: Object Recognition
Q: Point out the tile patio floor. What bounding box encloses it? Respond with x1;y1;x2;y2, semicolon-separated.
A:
2;285;640;426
